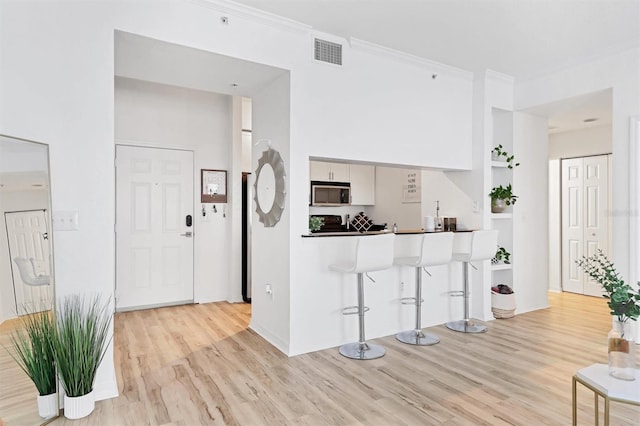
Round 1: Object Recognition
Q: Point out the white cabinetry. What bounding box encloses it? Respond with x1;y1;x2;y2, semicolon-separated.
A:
309;161;375;205
349;164;375;205
309;161;350;182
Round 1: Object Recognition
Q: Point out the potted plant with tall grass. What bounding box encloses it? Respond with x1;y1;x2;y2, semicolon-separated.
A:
6;310;57;418
52;294;112;419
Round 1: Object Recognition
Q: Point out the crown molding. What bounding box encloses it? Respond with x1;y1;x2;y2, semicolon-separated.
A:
349;37;473;80
189;0;311;35
484;69;515;84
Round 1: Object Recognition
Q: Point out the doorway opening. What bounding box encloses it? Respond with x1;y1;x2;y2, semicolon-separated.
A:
539;89;613;295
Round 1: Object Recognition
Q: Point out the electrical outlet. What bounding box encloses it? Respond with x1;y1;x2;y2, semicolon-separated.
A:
400;281;405;291
265;283;272;295
472;201;480;213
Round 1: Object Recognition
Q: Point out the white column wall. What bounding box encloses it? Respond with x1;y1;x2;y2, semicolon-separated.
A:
512;112;550;313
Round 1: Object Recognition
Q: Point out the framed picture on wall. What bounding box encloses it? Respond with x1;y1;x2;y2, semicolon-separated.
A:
201;169;227;203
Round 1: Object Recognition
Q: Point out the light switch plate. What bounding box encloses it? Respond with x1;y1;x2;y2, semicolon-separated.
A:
52;211;79;231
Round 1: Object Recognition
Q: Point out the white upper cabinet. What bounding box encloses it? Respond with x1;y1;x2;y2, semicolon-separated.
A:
309;161;375;205
349;164;375;205
309;161;350;182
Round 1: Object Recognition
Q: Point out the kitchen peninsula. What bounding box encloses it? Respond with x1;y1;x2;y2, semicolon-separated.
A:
291;230;482;356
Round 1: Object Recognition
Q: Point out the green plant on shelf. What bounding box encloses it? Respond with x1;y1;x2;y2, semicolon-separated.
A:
493;246;511;264
489;184;518;205
492;144;520;169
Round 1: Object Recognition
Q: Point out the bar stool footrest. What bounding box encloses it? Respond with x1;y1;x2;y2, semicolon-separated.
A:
342;306;369;315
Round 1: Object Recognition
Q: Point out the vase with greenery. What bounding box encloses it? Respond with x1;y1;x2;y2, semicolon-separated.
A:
52;294;112;419
491;144;520;169
489;184;518;213
6;310;57;418
576;250;640;380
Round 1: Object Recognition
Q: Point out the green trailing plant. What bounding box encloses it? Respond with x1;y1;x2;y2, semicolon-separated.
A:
492;144;520;169
494;246;511;264
5;310;56;396
52;295;112;398
576;250;640;323
489;184;518;205
309;216;324;232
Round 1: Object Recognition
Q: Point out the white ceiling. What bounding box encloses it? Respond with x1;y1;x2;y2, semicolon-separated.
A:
115;31;288;97
229;0;636;133
115;2;638;134
231;0;639;80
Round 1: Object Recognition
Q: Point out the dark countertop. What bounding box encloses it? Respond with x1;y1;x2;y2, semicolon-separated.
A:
302;229;472;237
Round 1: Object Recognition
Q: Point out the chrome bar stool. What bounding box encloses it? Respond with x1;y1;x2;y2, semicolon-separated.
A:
445;230;499;333
395;232;454;345
329;233;395;360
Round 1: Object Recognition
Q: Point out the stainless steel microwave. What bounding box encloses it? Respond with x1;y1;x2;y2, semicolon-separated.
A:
310;181;351;206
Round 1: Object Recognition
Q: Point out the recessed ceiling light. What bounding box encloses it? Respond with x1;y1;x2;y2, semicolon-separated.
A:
583;118;598;123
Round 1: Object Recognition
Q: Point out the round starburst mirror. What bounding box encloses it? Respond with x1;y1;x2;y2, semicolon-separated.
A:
254;148;286;227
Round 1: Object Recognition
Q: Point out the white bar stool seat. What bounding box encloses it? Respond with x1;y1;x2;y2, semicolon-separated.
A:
445;229;499;334
394;232;454;345
329;233;395;360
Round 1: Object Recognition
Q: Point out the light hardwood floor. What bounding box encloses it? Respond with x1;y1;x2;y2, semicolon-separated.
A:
0;317;53;426
42;292;639;425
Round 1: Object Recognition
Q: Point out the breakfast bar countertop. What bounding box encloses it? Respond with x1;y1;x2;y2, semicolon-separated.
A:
302;229;472;237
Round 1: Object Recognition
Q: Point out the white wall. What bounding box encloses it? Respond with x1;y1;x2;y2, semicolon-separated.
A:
420;170;476;231
368;166;422;229
512;112;550;313
250;73;291;352
548;159;561;292
0;0;474;394
516;48;640;283
548;125;612;160
115;77;233;303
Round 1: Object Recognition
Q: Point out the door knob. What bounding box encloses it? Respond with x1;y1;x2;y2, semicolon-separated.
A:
180;231;193;237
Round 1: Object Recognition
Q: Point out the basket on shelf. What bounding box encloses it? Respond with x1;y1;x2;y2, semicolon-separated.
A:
491;284;515;319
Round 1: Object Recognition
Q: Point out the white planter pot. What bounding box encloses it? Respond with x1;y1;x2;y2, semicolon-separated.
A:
64;391;95;420
37;393;57;418
491;291;516;319
491;291;516;310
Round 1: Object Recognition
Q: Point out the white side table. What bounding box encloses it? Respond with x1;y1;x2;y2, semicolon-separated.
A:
572;363;640;425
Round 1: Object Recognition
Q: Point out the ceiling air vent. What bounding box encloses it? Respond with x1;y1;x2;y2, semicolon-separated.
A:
314;38;342;65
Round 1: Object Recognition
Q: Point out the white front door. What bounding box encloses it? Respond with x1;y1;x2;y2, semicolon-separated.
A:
561;155;609;296
5;210;52;314
115;145;194;311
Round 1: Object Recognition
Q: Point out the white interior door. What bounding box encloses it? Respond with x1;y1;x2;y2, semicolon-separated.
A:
561;155;609;296
5;210;52;314
116;145;194;311
582;156;609;296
